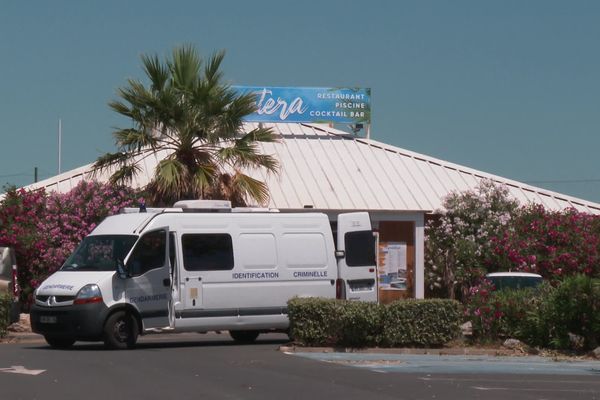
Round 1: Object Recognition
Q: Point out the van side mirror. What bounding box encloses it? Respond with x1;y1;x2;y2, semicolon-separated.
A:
335;250;345;259
116;260;129;279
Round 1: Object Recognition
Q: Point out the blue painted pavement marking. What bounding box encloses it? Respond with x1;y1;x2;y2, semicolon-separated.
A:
291;352;600;376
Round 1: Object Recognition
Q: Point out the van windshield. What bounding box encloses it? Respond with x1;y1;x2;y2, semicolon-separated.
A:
61;235;138;272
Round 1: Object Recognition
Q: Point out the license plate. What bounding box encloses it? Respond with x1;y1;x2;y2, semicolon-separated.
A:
40;315;57;324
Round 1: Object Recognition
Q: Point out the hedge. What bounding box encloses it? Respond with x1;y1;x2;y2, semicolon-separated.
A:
381;299;462;347
464;275;600;351
288;298;461;348
0;293;11;338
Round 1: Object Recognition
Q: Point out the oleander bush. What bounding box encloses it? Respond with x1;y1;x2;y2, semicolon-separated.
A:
426;182;600;302
425;180;519;301
465;281;550;340
465;276;600;351
288;298;461;348
0;181;141;306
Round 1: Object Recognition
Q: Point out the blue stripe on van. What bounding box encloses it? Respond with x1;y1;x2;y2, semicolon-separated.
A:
175;307;288;319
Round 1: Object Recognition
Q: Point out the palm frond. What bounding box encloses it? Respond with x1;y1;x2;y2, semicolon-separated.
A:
154;158;188;191
239;127;279;143
108;164;142;186
204;50;225;86
229;92;259;117
191;148;214;166
113;128;158;151
231;172;270;206
108;100;134;119
248;154;279;173
193;164;219;198
219;134;279;170
169;45;201;91
118;79;154;110
141;54;170;92
193;164;217;191
219;144;279;174
92;151;129;172
210;92;260;138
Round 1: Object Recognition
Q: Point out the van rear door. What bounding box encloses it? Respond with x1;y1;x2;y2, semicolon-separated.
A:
336;212;378;302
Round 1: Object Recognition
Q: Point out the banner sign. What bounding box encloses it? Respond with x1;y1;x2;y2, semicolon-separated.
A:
233;86;371;125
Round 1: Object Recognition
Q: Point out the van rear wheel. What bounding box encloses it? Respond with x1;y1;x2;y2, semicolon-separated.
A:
103;311;138;350
229;330;259;344
44;335;75;349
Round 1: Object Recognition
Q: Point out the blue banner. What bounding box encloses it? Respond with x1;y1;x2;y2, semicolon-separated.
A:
233;86;371;124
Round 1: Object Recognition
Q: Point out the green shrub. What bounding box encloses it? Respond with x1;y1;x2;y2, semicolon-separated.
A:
498;277;600;351
336;301;382;347
381;299;462;347
288;298;343;346
0;293;11;338
464;276;600;351
288;297;461;348
507;283;555;347
541;275;600;350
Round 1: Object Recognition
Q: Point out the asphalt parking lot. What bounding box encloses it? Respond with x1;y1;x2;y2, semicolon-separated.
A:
2;331;600;400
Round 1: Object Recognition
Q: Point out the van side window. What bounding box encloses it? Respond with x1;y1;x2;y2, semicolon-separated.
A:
345;230;376;267
126;230;166;276
182;234;234;271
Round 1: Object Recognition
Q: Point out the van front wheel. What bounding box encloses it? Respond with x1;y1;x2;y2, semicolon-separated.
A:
103;311;138;350
229;330;259;344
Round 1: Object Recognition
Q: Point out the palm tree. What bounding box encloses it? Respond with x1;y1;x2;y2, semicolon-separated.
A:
93;45;279;206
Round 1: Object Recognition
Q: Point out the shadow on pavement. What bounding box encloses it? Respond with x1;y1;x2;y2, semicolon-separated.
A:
23;333;290;351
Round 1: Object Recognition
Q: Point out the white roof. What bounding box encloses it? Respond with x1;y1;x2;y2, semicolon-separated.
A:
486;272;542;278
13;123;600;214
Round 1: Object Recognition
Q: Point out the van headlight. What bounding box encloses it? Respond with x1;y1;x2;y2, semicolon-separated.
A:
74;284;103;305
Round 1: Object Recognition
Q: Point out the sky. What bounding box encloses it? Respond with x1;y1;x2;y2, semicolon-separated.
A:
1;1;599;202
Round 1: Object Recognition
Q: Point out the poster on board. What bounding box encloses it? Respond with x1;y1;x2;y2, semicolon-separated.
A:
378;241;407;290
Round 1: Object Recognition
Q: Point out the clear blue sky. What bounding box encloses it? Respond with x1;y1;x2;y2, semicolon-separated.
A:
1;1;599;202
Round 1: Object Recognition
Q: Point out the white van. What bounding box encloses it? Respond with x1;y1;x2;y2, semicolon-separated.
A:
30;200;377;349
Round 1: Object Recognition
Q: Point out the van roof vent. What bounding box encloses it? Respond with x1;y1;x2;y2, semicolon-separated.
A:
231;207;280;213
173;200;232;210
120;207;166;214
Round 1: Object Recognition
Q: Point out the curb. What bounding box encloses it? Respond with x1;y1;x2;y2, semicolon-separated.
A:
1;332;44;344
279;345;527;357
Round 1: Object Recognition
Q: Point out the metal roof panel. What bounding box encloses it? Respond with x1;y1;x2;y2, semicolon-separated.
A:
11;123;600;215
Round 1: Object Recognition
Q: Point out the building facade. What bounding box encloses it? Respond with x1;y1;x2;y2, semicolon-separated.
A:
16;123;600;300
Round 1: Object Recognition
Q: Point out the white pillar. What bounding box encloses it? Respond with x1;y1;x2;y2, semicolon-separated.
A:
414;213;425;299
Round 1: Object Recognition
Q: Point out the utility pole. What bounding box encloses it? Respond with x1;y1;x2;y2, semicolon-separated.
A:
58;118;62;175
